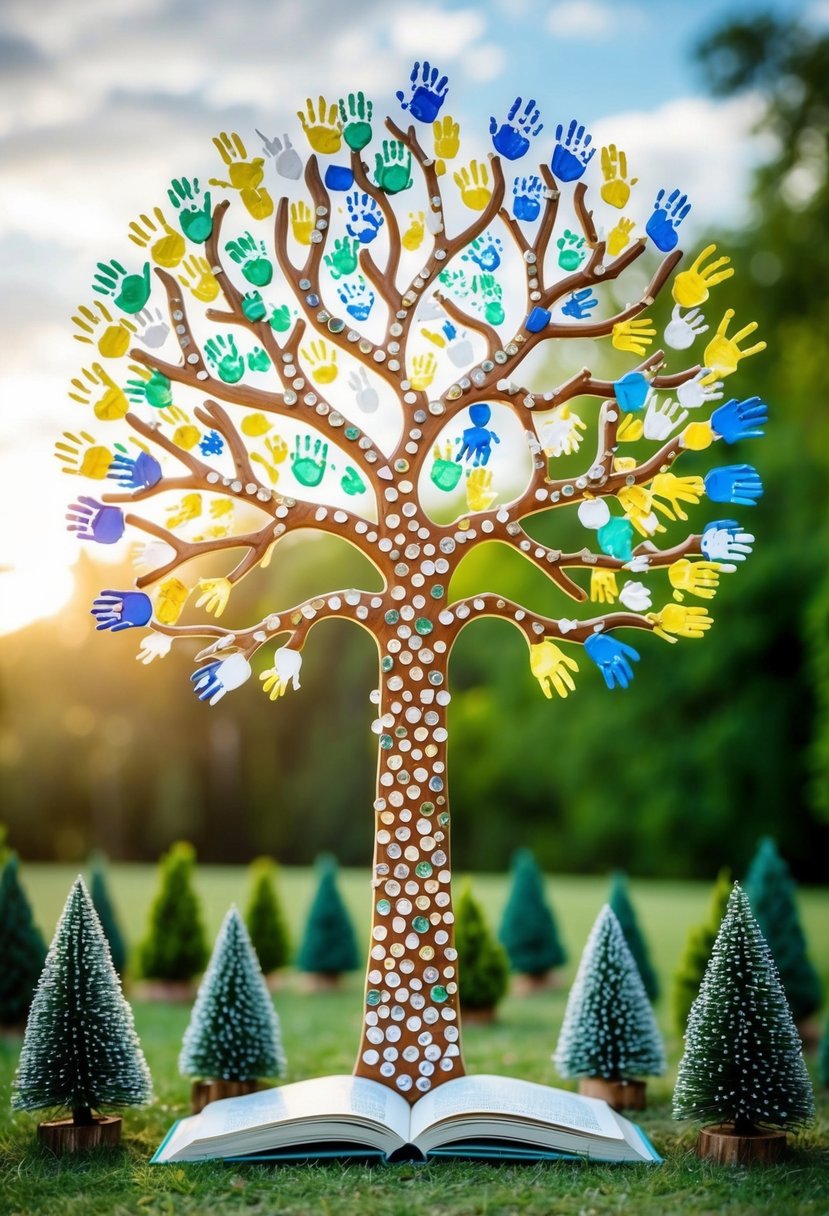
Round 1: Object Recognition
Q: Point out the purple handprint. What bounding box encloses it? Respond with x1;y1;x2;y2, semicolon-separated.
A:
66;496;125;544
91;590;153;632
396;60;449;123
551;119;595;182
489;96;543;160
645;189;691;252
107;446;163;489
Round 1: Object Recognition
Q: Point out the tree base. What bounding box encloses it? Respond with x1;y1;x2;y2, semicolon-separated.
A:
298;972;345;993
578;1077;646;1111
511;971;559;995
460;1007;497;1025
38;1116;122;1155
796;1017;821;1052
132;979;197;1002
697;1124;787;1165
191;1079;263;1114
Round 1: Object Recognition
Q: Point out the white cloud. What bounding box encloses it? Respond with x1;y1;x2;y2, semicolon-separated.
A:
547;1;647;40
806;0;829;25
463;43;506;82
388;7;486;57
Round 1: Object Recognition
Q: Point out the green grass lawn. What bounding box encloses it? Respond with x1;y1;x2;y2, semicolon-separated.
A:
0;866;827;1215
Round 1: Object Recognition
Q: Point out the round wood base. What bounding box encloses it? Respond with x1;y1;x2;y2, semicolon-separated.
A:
191;1079;262;1114
697;1125;787;1165
38;1116;122;1155
578;1077;646;1111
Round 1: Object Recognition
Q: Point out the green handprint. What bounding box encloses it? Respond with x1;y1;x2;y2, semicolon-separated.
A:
340;466;366;496
225;232;273;286
291;435;328;487
242;290;267;322
92;260;151;315
125;369;173;409
437;267;470;296
373;140;413;194
247;346;271;372
324;237;359;280
472;273;505;325
430;442;463;492
168;177;213;243
557;229;586;271
339;92;373;152
269;304;293;332
204;334;245;383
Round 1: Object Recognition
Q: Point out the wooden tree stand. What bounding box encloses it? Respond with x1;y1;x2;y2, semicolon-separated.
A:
697;1124;787;1165
578;1077;647;1111
191;1079;263;1114
38;1115;122;1155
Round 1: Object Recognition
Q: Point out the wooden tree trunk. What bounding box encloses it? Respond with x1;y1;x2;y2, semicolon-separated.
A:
38;1115;122;1154
191;1079;262;1114
578;1077;647;1111
697;1124;787;1165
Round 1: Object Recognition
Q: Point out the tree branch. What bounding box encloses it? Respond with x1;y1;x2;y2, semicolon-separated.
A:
440;592;659;646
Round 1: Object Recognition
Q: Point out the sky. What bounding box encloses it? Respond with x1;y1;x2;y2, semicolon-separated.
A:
0;0;820;636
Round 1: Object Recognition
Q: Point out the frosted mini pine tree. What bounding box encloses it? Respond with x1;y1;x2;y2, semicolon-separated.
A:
554;905;664;1111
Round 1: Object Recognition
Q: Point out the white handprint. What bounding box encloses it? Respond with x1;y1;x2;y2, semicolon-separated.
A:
135;307;170;349
676;369;724;410
643;393;688;440
131;539;174;572
664;304;708;351
136;632;172;664
348;368;379;414
447;330;474;368
618;580;652;611
256;128;303;180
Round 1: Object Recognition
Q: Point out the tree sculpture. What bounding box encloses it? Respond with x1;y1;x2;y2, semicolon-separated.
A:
60;66;767;1100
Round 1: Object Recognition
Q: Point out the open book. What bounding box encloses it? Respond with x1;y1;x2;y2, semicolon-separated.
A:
152;1074;660;1164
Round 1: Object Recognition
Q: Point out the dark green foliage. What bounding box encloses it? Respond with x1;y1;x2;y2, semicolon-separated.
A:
244;857;290;975
744;837;821;1021
554;905;665;1081
296;856;359;976
0;855;46;1027
819;1015;829;1088
499;849;566;976
456;884;509;1012
672;869;731;1036
0;823;9;867
674;884;814;1132
608;872;659;1002
88;854;127;977
139;842;208;982
12;877;152;1117
179;906;285;1081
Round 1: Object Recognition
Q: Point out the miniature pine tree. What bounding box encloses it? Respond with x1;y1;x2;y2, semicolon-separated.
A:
244;857;290;976
297;856;359;977
179;906;286;1082
819;1016;829;1088
673;883;814;1133
0;822;10;866
89;853;127;977
744;837;822;1022
0;855;47;1027
672;868;731;1035
554;905;665;1081
12;877;152;1123
456;884;509;1013
608;871;659;1002
139;841;208;982
499;849;566;978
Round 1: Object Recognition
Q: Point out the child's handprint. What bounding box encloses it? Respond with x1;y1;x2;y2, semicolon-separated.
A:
396;60;449;124
128;207;185;268
247;345;272;372
561;288;598;320
92;260;151;315
345;193;384;245
297;96;342;154
340;466;366;496
124;366;173;410
463;233;503;272
348;368;379;414
134;307;170;348
242;290;267;322
433;114;460;175
290;201;314;246
251;434;289;484
324;236;359;279
557;230;586;271
512;175;544;222
489;96;542;161
646;188;691;252
599;144;637;209
607;217;635;257
225;232;273;286
204;334;245;383
471;273;504;325
168;177;213;243
373;140;413;194
454;160;492;210
339;91;373;152
291;435;328;487
551;119;595;182
269;304;293;332
71;302;135;358
177;255;219;302
409;353;437;391
430;441;463;492
55;431;113;479
465;467;497;511
255;129;303;180
402;212;425;251
338;276;375;321
69;364;129;422
210;131;273;219
302;339;338;384
157;405;201;450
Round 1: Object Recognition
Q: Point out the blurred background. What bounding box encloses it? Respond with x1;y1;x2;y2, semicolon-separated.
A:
1;0;828;880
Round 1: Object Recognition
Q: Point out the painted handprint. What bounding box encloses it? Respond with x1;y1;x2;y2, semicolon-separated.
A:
397;60;449;124
302;339;338;384
153;578;190;625
463;233;503;272
135;307;170;348
704;464;763;506
246;345;271;372
91;590;153;632
665;304;708;350
584;633;640;690
710;396;768;443
251;434;289;485
291;435;328;488
471;273;504;325
165;493;202;529
210;131;273;219
703;310;766;379
191;654;252;705
348;369;379;414
177;255;219;302
561;288;598;320
373;140;413;194
489;96;542;160
530;640;579;699
437;267;470;297
255;128;303;180
199;430;224;457
66;497;125;544
433;114;459;175
538;406;586;457
269;304;293;332
345;193;384;244
672;243;734;308
612;317;656;356
128;207;185;267
71;302;135;358
402;212;425;251
338;92;373;152
290;201;314;246
465;467;497;511
551;119;595;182
430;441;463;492
557;230;586;271
340;466;366;496
55;432;113;480
410;353;438;391
512;175;544;222
338;276;375;321
225;232;273;286
167;177;213;242
646;188;691;252
607;217;635;256
107;443;163;489
124;367;173;410
599;145;637;209
157;405;200;451
241;291;267;323
69;363;129;422
325;236;359;279
454;160;492;210
297;96;342;154
204;334;245;384
455;403;500;467
195;576;233;618
92;259;151;315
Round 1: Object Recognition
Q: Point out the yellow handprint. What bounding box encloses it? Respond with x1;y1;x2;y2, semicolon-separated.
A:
590;569;618;604
155;578;190;625
453;160;491;210
71;302;135;358
599;145;637;209
649;472;704;522
158;405;200;450
618;484;665;538
128;207;185;268
301;339;338;385
402;211;426;251
195;576;232;618
68;363;129;422
209;497;235;520
433;115;460;176
648;603;713;641
166;493;203;529
612;316;656;355
251;434;289;484
410;352;437;391
607;217;635;257
672;243;734;308
668;558;722;602
681;420;714;451
465;467;496;512
702;309;766;381
297;96;342;154
529;640;579;700
612;456;637;473
54;431;112;479
421;327;447;349
192;524;232;540
178;255;219;303
617;413;644;442
210;131;273;219
290;200;314;246
241;413;273;437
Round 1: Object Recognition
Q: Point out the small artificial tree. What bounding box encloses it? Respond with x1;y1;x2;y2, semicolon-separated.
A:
139;841;208;988
296;855;359;986
89;853;128;977
499;849;566;989
672;867;731;1036
179;905;286;1112
244;856;291;977
608;870;659;1002
744;837;822;1025
819;1015;829;1089
553;904;665;1111
673;883;814;1164
456;884;509;1020
0;855;47;1029
12;877;152;1153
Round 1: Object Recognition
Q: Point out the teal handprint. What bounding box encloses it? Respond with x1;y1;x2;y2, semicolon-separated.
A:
269;304;293;332
472;273;505;325
168;177;213;243
373;140;413;194
92;260;151;315
247;346;271;373
437;267;470;297
204;334;245;383
339;92;373;152
340;466;366;496
125;369;173;409
557;229;586;271
430;441;463;491
242;290;267;322
291;435;328;488
225;232;273;286
324;237;359;280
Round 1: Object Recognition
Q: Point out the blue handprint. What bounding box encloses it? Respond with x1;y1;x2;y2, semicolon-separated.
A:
512;175;543;221
338;276;375;321
597;516;635;561
613;371;649;412
190;654;251;705
199;430;224;457
551;120;595;182
396;60;449;123
645;188;691;252
700;519;755;564
463;233;503;272
489;96;543;160
562;288;598;320
455;403;500;467
710;396;768;443
345;192;384;245
584;633;640;690
66;497;125;544
704;464;763;506
91;590;153;632
107;445;163;489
